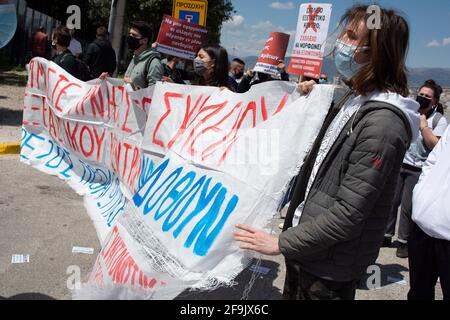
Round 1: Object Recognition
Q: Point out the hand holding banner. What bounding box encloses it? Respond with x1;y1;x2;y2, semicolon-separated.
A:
21;57;335;299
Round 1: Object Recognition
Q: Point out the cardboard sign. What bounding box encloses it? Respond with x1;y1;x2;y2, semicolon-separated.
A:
172;0;208;26
156;15;209;60
22;57;334;299
254;32;290;77
288;3;333;79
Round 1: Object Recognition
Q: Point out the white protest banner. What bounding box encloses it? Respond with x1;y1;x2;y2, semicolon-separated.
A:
253;32;290;77
21;57;334;299
288;3;333;79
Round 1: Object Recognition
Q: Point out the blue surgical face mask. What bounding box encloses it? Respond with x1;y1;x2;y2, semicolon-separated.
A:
334;39;369;80
0;3;17;49
194;58;207;76
319;79;328;84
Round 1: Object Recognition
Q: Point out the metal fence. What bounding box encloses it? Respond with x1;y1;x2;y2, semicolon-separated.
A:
2;0;61;66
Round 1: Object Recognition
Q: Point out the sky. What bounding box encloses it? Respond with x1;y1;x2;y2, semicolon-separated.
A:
220;0;450;68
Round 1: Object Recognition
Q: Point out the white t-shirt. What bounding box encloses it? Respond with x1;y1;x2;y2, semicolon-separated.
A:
69;38;82;56
292;94;367;226
413;125;450;240
403;110;448;168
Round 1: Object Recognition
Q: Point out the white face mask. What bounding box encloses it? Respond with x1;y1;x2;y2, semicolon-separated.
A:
194;58;207;76
334;39;370;80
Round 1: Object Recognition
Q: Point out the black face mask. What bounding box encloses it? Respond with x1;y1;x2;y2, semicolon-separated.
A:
258;72;270;82
127;36;142;51
416;95;432;110
235;71;244;79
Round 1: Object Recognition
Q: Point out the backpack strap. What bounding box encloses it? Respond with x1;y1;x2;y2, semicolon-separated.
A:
59;51;72;65
144;53;161;81
432;111;443;130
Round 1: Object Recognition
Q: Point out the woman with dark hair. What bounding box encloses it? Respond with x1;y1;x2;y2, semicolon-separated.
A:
235;4;420;300
194;45;236;91
384;79;448;258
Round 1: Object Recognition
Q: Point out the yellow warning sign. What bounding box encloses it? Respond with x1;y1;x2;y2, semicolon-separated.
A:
172;0;208;26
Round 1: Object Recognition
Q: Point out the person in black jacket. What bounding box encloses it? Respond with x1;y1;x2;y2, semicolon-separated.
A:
52;26;80;78
162;56;186;84
237;60;289;93
51;26;78;78
83;26;117;78
234;4;420;300
161;55;196;85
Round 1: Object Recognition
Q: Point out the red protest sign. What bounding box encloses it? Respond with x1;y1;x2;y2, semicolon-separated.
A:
254;32;290;77
156;15;209;60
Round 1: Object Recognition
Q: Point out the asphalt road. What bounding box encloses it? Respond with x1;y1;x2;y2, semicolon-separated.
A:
0;153;444;300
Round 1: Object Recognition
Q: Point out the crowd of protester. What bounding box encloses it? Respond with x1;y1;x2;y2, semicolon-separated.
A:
30;6;449;301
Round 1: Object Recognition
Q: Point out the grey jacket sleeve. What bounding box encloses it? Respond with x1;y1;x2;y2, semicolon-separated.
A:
279;109;409;260
146;59;164;85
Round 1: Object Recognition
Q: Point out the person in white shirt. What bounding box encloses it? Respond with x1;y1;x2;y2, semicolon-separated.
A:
384;79;448;258
409;125;450;300
68;27;82;58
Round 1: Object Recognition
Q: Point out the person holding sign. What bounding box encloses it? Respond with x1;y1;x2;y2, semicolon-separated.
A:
162;56;191;84
237;61;289;93
235;4;420;300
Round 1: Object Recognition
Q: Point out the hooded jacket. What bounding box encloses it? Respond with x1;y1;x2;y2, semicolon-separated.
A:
125;47;164;90
83;38;117;78
279;90;420;282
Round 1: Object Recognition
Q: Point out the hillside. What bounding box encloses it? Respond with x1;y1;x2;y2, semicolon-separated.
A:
237;56;450;88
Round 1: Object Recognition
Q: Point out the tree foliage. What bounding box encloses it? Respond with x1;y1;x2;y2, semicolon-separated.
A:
26;0;235;45
123;0;235;44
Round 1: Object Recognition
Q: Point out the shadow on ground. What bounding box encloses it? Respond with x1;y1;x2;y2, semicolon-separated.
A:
175;259;283;300
0;69;27;87
358;263;409;290
0;293;56;300
0;107;23;126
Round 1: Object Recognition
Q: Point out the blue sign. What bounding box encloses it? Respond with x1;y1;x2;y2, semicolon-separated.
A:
179;10;200;24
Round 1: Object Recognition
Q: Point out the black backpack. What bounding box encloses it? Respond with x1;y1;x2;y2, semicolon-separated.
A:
75;57;94;81
60;51;93;81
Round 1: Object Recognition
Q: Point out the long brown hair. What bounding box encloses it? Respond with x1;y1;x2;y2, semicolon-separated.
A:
338;5;410;97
